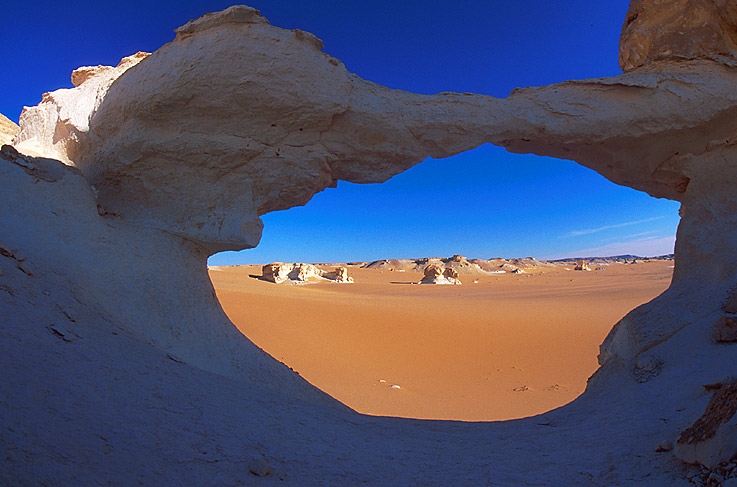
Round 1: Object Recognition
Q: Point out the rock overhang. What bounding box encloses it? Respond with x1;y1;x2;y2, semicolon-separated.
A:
5;2;737;481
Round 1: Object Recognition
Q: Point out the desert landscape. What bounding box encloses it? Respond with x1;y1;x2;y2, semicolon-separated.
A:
212;257;674;420
5;1;737;486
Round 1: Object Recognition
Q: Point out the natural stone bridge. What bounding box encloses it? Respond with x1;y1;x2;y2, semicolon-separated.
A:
3;1;737;484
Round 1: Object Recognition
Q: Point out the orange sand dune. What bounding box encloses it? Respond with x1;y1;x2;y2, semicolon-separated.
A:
210;261;673;421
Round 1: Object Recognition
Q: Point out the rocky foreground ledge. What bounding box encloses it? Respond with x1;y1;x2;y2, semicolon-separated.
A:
3;1;737;485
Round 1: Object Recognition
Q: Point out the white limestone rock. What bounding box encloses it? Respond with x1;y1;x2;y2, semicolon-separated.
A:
0;144;331;405
261;262;292;284
419;264;461;285
675;383;737;468
6;2;737;483
12;52;149;163
328;266;354;283
261;263;322;283
0;113;18;146
261;262;351;283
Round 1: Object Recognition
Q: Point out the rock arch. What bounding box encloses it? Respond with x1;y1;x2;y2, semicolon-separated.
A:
3;2;737;484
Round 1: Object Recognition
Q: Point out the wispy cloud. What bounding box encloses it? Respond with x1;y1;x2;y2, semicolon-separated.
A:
563;217;664;238
549;235;676;259
617;230;657;239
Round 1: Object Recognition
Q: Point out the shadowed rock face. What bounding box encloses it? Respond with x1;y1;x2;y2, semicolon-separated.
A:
16;4;737;255
13;3;737;363
620;0;737;71
5;2;737;484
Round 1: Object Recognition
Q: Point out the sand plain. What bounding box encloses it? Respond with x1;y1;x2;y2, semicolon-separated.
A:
209;260;673;421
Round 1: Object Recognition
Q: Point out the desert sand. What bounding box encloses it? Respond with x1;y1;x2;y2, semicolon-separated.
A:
210;260;673;421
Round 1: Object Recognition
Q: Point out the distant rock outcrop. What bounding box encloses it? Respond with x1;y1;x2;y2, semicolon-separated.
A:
574;260;591;271
261;262;352;284
419;264;461;285
363;255;544;275
328;266;354;283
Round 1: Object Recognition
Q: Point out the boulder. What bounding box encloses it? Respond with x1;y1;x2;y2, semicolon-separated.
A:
574;260;591;271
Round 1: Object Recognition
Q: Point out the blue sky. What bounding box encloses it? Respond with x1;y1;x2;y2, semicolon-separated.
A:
1;1;680;263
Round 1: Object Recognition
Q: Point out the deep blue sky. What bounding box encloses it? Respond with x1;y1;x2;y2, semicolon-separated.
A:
2;1;680;263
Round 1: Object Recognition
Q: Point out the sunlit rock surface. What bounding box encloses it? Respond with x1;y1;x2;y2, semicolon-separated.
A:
12;52;149;163
260;262;353;284
419;264;462;285
4;1;737;484
0;113;18;146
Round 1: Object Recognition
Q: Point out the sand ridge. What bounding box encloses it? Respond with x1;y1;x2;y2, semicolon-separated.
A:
211;260;673;421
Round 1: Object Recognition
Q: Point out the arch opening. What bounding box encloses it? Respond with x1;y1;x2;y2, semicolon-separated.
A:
207;146;680;421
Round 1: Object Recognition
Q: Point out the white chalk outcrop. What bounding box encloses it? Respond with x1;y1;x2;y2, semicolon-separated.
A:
674;382;737;468
261;263;352;284
328;266;354;283
419;264;461;285
0;113;18;146
363;254;538;274
12;52;149;163
4;1;737;484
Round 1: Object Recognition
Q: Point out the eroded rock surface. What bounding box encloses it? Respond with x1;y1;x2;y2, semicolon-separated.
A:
14;3;737;261
12;52;149;163
0;114;18;146
5;1;737;485
675;382;737;467
261;262;353;284
620;0;737;71
419;264;462;285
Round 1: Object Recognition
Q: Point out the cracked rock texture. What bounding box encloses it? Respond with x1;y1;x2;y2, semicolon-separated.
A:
4;1;737;485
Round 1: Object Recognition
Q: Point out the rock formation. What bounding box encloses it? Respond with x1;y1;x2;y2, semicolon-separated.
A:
619;0;737;71
4;1;737;484
13;52;149;163
675;382;737;468
261;262;292;284
574;260;592;271
419;264;461;285
328;266;354;283
261;262;352;283
363;255;543;274
0;113;18;146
